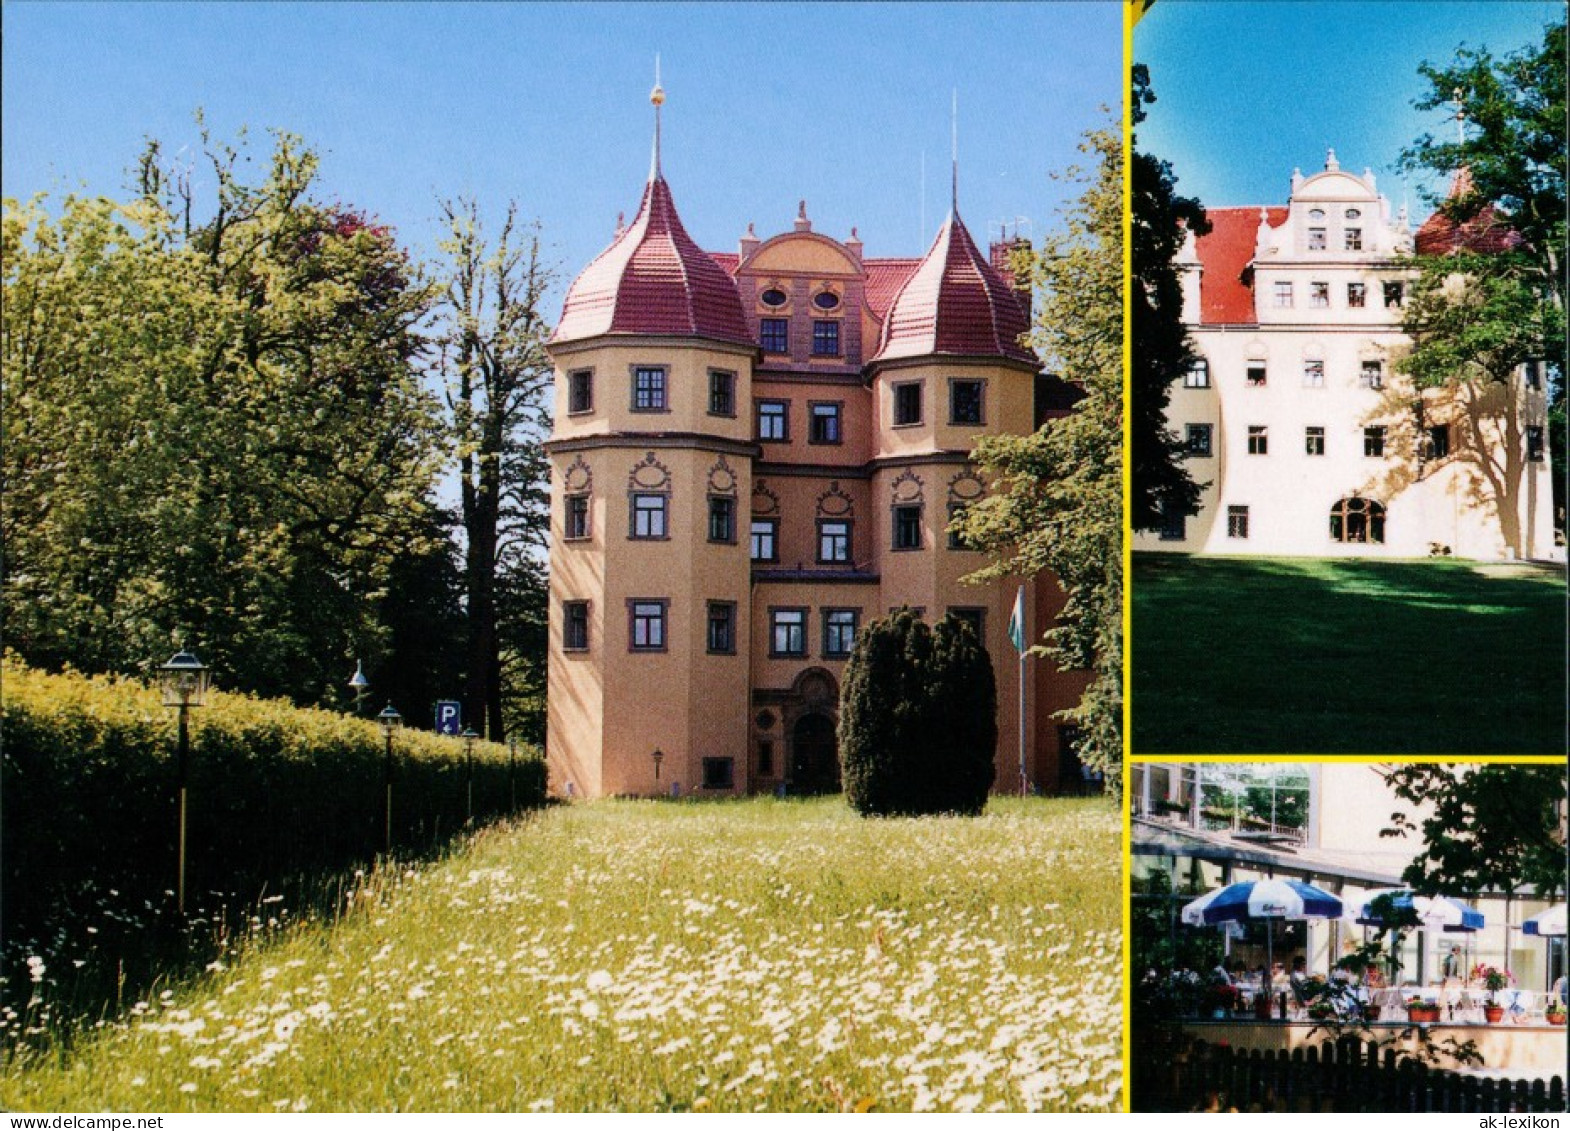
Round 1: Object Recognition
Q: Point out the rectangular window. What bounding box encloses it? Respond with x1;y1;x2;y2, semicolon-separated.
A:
1159;502;1186;542
1246;363;1267;387
1345;228;1363;251
629;600;667;652
822;609;859;658
563;600;589;652
1527;425;1545;462
1525;360;1542;389
632;366;667;411
818;519;851;563
756;741;774;777
770;608;807;657
893;382;923;426
893;504;923;550
565;493;591;540
708;370;735;416
1186;423;1213;457
1364;426;1386;457
1310;282;1330;308
568;370;593;414
808;401;842;444
947;501;975;550
1360;360;1384;389
701;757;734;791
1247;425;1268;455
750;518;778;562
1305;426;1326;456
1273;282;1293;308
1303;359;1325;388
1347;282;1366;308
948;607;985;642
760;317;789;354
1383;281;1404;308
1226;505;1249;539
949;379;985;424
756;400;788;441
1425;424;1451;460
811;320;840;357
1185;360;1210;388
1307;228;1327;251
630;492;668;539
707;496;735;544
706;601;736;655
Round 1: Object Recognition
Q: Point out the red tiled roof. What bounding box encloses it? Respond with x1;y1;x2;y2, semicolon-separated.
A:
871;213;1034;364
552;175;753;347
708;251;739;275
863;258;921;320
1194;207;1285;325
1414;171;1524;256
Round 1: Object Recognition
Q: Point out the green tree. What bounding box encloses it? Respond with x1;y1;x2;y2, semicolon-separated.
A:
950;116;1122;785
1130;64;1209;531
838;610;996;817
2;125;446;702
431;198;554;742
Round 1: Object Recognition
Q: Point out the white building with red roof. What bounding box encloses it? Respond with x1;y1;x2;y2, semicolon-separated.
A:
543;90;1088;800
1138;150;1555;561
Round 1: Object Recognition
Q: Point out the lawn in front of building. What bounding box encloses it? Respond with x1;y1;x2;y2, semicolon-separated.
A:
1131;554;1566;754
4;796;1122;1113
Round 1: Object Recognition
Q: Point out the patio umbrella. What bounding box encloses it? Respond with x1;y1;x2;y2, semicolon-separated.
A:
1523;904;1566;938
1185;879;1344;1011
1354;888;1485;933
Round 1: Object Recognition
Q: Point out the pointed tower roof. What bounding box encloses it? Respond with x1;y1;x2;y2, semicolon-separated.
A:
1414;166;1522;257
871;211;1034;365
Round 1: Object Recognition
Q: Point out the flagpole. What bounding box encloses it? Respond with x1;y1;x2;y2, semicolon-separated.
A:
1009;583;1027;797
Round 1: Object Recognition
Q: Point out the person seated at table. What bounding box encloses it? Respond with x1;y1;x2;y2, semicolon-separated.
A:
1288;956;1308;990
1210;960;1235;986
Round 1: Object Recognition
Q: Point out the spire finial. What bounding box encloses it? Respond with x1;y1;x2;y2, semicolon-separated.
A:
649;54;665;181
950;88;959;215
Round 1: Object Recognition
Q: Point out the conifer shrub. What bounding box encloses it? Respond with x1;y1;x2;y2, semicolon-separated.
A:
839;610;997;816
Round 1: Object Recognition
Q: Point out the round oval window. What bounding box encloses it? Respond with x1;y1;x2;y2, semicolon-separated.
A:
812;291;840;311
1309;209;1325;219
760;288;788;307
1345;208;1362;219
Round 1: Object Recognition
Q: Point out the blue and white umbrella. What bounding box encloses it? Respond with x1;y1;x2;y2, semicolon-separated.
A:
1355;888;1485;933
1194;879;1343;926
1523;904;1566;938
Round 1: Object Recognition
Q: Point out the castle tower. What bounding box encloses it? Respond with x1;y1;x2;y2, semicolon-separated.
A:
544;83;759;798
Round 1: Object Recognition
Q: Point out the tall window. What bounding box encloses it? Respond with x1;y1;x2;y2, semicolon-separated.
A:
708;496;735;543
1525;360;1543;389
760;318;789;353
811;320;840;357
769;608;807;657
1185;423;1213;457
946;502;975;550
750;518;778;562
1273;282;1294;308
565;493;591;540
706;601;736;655
893;382;923;426
1305;426;1326;456
1347;282;1366;308
1363;426;1386;457
1308;228;1327;250
1247;425;1268;455
756;400;788;441
1360;360;1384;389
809;402;841;444
709;370;735;416
1383;281;1404;308
629;600;667;651
818;519;851;563
563;600;589;651
1226;505;1249;539
948;607;985;642
632;366;667;411
1246;363;1268;387
1310;282;1330;308
1344;228;1363;251
1329;498;1385;544
823;609;859;658
630;493;668;539
1185;360;1210;388
949;379;985;424
1159;502;1186;542
893;504;923;550
1527;425;1545;462
1302;359;1325;388
568;370;593;414
1424;425;1451;460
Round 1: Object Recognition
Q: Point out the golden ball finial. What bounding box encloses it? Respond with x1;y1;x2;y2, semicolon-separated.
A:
650;85;665;107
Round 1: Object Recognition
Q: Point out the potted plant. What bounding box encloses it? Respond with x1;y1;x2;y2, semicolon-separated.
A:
1546;1002;1566;1026
1405;995;1441;1024
1307;999;1336;1022
1473;964;1513;1023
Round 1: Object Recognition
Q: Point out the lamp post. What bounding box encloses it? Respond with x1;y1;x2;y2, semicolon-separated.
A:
461;727;478;824
159;649;210;915
376;704;402;854
348;660;369;716
652;747;664;785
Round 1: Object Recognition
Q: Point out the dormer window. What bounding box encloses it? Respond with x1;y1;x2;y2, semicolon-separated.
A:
812;291;840;311
760;287;788;308
1345;228;1363;251
1308;228;1327;251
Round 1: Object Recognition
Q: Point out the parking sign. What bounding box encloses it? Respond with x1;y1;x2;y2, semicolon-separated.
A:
435;700;462;735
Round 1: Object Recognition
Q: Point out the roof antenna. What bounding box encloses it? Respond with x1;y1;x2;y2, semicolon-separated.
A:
649;54;665;182
951;88;959;216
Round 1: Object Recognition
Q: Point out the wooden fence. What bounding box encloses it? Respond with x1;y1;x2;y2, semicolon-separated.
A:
1140;1035;1567;1112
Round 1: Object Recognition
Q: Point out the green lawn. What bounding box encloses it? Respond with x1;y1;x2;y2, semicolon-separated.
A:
3;797;1122;1113
1131;554;1566;754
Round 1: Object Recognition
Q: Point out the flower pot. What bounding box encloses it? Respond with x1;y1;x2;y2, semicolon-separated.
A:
1362;1005;1381;1024
1484;1006;1504;1023
1546;1013;1566;1026
1406;1006;1440;1024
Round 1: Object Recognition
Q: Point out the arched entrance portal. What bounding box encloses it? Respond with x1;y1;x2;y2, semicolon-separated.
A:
791;713;840;795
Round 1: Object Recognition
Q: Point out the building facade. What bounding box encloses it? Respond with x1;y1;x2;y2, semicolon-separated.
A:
1135;151;1556;560
542;106;1088;800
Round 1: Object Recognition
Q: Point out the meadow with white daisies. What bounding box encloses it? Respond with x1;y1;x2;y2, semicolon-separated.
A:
3;797;1121;1112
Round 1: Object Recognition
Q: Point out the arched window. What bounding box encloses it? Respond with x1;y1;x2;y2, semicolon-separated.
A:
1329;497;1385;544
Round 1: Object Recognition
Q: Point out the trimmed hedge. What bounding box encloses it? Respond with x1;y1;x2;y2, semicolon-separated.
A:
1;656;546;939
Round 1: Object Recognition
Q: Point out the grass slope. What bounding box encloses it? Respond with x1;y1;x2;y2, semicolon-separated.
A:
1131;554;1566;754
3;797;1121;1113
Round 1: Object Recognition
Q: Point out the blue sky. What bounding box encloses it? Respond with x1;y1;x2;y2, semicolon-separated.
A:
3;1;1120;312
1136;1;1563;214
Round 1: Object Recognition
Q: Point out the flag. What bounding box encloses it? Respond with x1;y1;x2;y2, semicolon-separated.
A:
1006;584;1026;653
